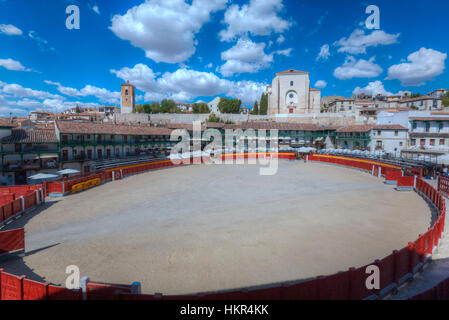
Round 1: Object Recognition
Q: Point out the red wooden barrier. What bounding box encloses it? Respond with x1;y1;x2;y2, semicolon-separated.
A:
385;170;402;183
0;228;25;255
0;154;447;300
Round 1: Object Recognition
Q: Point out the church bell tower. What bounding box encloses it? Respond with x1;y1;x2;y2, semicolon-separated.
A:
120;81;135;114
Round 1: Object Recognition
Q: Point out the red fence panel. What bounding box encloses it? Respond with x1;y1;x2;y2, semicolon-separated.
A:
281;278;319;300
23;279;47;300
397;176;414;188
385;170;402;182
348;265;376;300
0;228;25;255
12;198;21;214
0;272;23;300
318;272;351;300
47;285;82;300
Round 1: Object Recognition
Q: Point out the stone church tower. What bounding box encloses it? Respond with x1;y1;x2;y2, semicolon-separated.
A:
267;69;321;115
120;81;135;114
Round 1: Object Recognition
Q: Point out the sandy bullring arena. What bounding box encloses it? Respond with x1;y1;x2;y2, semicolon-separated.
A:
2;161;432;295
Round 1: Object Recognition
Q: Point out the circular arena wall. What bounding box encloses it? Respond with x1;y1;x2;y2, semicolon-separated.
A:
2;160;433;295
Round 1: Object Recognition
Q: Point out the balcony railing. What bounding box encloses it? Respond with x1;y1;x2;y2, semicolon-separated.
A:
2;161;58;171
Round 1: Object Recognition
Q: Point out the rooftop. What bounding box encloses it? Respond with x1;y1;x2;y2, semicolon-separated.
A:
1;128;58;144
56;120;173;136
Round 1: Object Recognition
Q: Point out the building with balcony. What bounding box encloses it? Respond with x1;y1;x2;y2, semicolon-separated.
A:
56;121;175;173
427;89;448;99
403;117;449;159
399;97;442;111
328;99;355;113
335;124;407;153
1;127;59;185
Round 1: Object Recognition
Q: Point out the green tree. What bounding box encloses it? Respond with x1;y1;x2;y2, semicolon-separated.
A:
259;93;268;115
75;105;82;113
442;92;449;108
149;102;160;113
192;102;210;114
136;104;145;113
207;113;223;123
160;99;181;113
218;97;241;114
252;101;259;115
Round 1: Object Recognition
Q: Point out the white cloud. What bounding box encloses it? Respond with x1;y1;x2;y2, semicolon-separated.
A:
110;64;158;93
0;106;28;117
219;0;291;42
206;63;213;68
92;5;100;15
44;80;120;104
276;35;285;44
316;44;330;61
1;83;62;100
314;80;327;89
109;0;228;63
28;30;54;52
275;48;292;57
111;63;266;105
15;98;42;108
0;58;31;71
334;29;400;55
334;56;383;80
386;47;447;86
353;81;393;96
219;38;273;77
0;24;22;36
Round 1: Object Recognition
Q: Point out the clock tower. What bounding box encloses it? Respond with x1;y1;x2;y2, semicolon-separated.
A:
120;81;135;114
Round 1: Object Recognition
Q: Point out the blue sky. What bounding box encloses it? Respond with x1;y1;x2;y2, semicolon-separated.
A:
0;0;448;116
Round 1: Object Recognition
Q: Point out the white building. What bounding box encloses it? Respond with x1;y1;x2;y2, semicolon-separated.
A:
335;124;407;154
267;69;321;115
399;96;442;111
328;99;355;113
370;125;408;154
427;89;448;98
208;97;221;114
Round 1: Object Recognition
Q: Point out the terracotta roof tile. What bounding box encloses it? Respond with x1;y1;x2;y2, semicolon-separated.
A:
1;128;58;143
56;120;173;136
336;125;374;133
0;118;15;127
372;124;407;130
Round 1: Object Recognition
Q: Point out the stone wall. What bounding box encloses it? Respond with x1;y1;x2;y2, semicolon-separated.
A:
146;113;373;126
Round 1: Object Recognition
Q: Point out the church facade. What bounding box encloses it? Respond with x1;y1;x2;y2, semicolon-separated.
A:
267;69;321;115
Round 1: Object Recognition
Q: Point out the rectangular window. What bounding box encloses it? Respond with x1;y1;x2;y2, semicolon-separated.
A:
394;130;398;136
377;130;381;136
420;139;425;146
440;139;445;145
411;139;416;146
399;142;403;146
290;81;294;86
430;139;435;146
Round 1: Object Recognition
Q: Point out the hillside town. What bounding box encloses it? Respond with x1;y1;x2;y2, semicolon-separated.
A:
1;70;448;185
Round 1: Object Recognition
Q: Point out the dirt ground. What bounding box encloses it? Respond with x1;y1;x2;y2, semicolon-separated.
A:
2;162;432;295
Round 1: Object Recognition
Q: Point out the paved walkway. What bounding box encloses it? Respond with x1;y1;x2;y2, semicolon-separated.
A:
385;187;449;300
